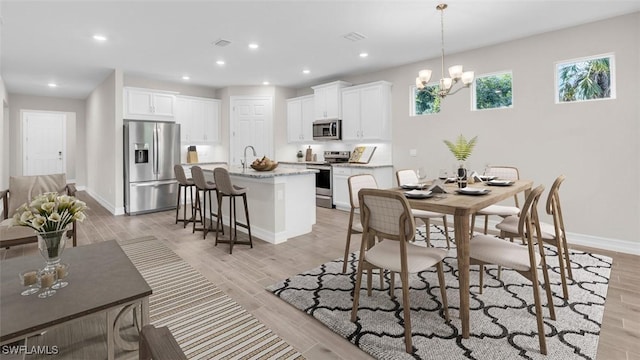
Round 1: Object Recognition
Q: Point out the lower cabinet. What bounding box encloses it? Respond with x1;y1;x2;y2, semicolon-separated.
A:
332;165;393;211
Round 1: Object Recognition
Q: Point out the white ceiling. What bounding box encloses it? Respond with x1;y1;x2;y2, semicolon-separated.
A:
2;0;639;99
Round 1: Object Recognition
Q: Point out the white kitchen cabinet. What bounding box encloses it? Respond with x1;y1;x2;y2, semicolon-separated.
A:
341;81;392;141
123;87;177;121
286;95;314;143
311;81;351;120
332;165;393;211
175;95;221;144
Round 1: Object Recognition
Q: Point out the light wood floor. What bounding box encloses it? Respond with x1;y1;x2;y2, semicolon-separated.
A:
2;191;639;360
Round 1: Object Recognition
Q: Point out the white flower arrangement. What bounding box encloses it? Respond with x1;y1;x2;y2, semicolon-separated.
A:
11;192;87;233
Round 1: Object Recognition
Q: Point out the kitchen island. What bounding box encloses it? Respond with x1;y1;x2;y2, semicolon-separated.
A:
191;164;317;244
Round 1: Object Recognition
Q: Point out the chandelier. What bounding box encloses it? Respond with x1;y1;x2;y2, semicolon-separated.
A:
415;3;474;98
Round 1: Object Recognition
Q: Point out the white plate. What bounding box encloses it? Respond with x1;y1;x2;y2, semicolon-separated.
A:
404;190;433;199
487;180;514;186
456;187;490;195
401;183;427;190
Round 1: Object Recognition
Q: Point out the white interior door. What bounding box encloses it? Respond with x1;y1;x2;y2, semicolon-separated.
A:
230;97;273;166
23;111;66;176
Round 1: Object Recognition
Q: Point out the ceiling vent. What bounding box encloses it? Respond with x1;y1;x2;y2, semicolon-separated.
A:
343;32;366;42
213;38;232;47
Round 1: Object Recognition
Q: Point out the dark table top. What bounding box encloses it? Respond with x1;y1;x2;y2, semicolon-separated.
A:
0;240;152;343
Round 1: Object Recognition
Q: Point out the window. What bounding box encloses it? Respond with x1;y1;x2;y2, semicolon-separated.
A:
472;71;513;110
555;53;615;103
411;84;440;116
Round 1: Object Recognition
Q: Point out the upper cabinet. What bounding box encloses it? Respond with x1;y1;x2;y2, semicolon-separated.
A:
341;81;392;141
175;95;221;144
287;95;314;143
123;87;177;121
311;81;351;120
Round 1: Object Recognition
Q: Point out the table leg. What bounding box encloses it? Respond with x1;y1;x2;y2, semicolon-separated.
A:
454;212;470;338
141;297;150;327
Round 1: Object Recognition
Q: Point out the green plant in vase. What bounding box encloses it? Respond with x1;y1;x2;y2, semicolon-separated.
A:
443;134;478;187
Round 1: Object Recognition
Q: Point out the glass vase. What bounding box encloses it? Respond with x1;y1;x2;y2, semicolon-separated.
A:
457;164;468;188
37;229;67;271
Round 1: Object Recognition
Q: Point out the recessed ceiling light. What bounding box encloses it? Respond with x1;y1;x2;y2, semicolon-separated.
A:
262;81;269;85
216;60;225;65
48;83;57;88
182;75;190;80
359;52;369;58
93;34;107;41
302;69;310;74
249;43;259;50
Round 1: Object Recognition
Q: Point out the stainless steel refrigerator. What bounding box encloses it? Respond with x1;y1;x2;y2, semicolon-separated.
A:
124;120;180;215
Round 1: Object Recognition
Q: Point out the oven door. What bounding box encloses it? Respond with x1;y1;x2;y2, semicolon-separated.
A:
308;165;332;196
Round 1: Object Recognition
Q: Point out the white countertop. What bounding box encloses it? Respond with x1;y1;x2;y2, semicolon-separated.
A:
196;164;317;178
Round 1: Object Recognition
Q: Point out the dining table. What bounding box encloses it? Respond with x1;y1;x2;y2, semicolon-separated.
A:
403;179;533;338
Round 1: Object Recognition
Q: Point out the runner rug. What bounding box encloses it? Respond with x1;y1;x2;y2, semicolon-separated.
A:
26;236;304;360
266;226;612;360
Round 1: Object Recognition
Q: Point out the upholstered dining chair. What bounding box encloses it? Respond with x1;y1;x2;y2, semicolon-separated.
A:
396;169;451;249
174;165;195;228
342;174;378;273
471;166;521;235
496;175;572;300
351;188;449;354
470;185;556;355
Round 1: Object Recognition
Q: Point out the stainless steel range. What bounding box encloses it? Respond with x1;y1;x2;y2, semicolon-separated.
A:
307;151;350;208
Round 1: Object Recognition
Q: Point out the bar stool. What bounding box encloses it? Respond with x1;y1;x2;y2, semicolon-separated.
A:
173;165;195;228
190;166;221;239
213;167;253;254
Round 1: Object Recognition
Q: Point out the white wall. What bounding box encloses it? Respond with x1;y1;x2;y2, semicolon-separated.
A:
85;70;122;214
0;76;9;192
326;12;639;251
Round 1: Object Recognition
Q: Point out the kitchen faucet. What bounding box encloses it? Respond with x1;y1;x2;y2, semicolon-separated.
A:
243;145;257;172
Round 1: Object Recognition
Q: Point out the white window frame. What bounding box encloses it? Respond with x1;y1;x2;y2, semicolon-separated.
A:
554;52;616;104
409;83;441;117
471;70;514;111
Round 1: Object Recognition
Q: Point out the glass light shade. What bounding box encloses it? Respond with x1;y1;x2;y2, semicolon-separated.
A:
415;77;425;89
448;65;463;79
461;71;475;85
418;69;432;83
440;77;453;91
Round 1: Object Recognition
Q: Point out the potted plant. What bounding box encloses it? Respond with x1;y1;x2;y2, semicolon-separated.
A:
443;135;478;187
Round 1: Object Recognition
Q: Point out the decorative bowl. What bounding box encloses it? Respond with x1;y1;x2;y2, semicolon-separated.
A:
250;162;278;171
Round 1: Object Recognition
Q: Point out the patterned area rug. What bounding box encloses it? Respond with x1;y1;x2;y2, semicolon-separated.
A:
267;226;611;360
25;237;304;360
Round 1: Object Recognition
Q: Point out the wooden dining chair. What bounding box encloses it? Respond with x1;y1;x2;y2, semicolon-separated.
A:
343;174;378;273
471;166;521;235
470;185;556;355
496;175;572;299
396;169;451;249
351;188;449;354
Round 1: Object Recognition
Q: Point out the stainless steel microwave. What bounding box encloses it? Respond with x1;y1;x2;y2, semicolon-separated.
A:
312;119;341;140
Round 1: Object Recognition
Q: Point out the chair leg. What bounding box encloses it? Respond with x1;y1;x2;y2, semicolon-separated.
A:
192;190;200;234
436;263;450;321
537;245;557;320
175;184;181;224
389;271;395;299
479;264;484;294
343;209;356;273
442;216;451;249
351;257;366;322
230;195;235;254
185;185;194;229
555;240;570;300
214;194;223;247
530;275;548;355
400;270;413;354
242;194;253;248
562;234;573;280
202;190;209;239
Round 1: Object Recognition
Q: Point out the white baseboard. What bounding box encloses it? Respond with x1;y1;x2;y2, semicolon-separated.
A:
84;188;125;216
481;218;639;255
